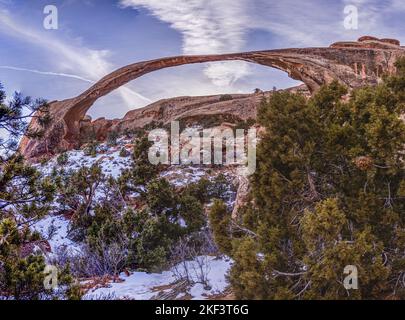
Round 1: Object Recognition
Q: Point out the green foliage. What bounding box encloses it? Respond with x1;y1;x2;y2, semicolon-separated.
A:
118;134;160;197
229;237;268;299
178;195;205;233
2;250;48;300
56;152;69;166
55;164;105;241
132;135;160;184
131;210;174;271
229;58;405;300
0;82;50;155
124;177;212;271
119;147;130;158
219;94;233;102
0;155;55;221
208;200;232;255
146;178;177;214
0;219;76;300
0;82;78;300
184;178;211;203
83;142;98;157
85;203;124;249
106;131;119;146
184;174;232;204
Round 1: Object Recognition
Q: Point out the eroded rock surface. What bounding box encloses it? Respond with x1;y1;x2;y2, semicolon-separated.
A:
20;37;404;161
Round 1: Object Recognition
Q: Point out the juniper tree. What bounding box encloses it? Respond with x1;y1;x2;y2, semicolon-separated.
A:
0;82;50;157
227;59;405;300
0;82;78;300
0;81;55;228
118;135;160;198
209;200;232;255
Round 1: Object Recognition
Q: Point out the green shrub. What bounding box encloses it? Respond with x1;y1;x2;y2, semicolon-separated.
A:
0;219;76;300
178;195;205;233
107;131;119;146
119;147;130;158
228;58;405;300
208;199;232;255
83;142;98;157
56;152;69;166
219;94;233;102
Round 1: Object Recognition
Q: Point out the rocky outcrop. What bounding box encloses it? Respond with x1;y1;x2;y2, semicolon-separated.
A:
20;37;404;161
79;85;309;142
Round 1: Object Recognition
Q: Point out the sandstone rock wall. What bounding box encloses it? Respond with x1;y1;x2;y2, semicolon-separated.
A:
19;37;404;161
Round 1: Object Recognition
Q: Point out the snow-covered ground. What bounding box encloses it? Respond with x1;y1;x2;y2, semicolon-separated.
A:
30;136;239;300
36;138;133;179
31;215;80;253
84;256;232;300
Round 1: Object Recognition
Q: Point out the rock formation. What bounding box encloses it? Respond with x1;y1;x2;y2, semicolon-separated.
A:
78;85;309;142
20;37;404;161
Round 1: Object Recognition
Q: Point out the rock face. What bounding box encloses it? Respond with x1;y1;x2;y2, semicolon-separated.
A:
20;37;404;161
78;85;308;142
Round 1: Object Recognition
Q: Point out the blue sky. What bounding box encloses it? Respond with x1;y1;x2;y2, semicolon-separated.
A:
1;0;405;119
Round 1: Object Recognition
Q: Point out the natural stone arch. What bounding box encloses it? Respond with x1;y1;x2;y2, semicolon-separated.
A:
20;37;404;160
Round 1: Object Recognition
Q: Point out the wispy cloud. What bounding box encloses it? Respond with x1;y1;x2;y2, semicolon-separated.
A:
1;0;403;119
119;0;351;86
0;9;151;108
120;0;252;86
0;65;95;83
121;0;404;69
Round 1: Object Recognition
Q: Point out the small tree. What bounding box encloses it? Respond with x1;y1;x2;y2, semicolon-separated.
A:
107;131;119;146
228;58;405;300
119;147;130;158
208;200;232;255
56;152;69;166
219;94;233;102
0;82;50;157
56;164;105;239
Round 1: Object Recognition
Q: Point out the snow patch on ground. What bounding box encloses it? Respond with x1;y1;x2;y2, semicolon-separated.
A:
160;166;210;187
36;140;133;179
84;256;232;300
30;137;238;300
31;215;80;254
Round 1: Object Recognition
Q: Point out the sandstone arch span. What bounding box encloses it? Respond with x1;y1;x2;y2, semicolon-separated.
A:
20;36;405;160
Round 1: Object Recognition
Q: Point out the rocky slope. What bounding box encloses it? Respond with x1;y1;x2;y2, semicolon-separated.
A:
78;85;309;142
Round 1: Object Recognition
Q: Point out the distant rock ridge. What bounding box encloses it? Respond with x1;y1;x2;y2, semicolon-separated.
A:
20;36;404;161
78;85;308;143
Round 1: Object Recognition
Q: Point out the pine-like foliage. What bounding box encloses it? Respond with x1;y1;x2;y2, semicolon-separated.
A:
0;82;50;156
228;59;405;300
0;82;78;300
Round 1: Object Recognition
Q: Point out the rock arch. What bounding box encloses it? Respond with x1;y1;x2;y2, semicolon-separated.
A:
20;37;404;160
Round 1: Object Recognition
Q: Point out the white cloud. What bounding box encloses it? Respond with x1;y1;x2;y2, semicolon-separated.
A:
120;0;252;86
0;9;111;79
119;0;357;87
0;9;151;111
0;65;95;83
2;0;404;119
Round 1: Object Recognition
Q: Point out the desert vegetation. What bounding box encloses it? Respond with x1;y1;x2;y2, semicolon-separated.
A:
1;56;405;300
211;58;405;300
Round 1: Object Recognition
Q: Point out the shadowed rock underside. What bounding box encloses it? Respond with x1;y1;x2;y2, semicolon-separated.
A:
20;36;404;161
